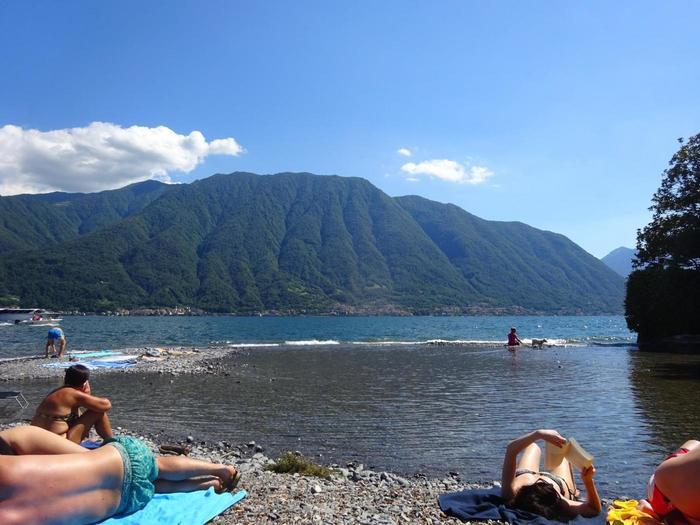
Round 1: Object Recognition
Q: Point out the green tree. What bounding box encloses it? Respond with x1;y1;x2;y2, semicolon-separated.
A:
626;134;700;343
635;134;700;270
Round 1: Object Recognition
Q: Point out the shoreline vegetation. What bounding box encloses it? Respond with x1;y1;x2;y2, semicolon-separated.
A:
9;306;620;317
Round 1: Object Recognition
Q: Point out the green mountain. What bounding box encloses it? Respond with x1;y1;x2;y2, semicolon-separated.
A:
396;196;625;313
0;180;168;255
601;246;635;277
0;172;624;314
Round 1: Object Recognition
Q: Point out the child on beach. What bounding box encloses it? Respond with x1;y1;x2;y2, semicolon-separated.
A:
30;364;114;443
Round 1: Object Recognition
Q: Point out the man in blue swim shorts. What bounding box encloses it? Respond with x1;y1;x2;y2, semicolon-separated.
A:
46;327;66;358
105;436;159;515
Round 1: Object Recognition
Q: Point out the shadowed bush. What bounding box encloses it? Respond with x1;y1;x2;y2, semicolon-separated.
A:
626;267;700;342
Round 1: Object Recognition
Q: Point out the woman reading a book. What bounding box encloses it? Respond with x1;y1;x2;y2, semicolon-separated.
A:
638;439;700;524
501;429;601;520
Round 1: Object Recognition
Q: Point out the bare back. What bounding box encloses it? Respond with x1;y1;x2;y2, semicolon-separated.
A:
30;387;81;436
0;446;124;525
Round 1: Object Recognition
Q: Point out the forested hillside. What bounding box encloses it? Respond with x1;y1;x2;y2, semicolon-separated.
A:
0;180;168;255
0;172;624;314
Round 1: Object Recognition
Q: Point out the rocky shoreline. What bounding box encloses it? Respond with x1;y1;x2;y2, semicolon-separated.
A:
1;420;492;525
0;347;501;523
0;345;238;382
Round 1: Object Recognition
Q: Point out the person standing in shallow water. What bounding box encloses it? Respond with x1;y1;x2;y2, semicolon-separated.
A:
507;327;522;347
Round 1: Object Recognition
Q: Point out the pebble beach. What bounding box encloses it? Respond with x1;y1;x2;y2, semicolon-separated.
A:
0;347;498;524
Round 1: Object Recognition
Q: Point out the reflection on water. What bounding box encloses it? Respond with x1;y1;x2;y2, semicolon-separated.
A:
12;343;700;499
629;350;700;454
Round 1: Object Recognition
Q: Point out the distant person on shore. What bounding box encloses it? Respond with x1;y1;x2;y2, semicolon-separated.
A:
637;439;700;523
507;327;522;347
45;326;66;358
31;364;114;443
501;429;601;520
0;425;241;524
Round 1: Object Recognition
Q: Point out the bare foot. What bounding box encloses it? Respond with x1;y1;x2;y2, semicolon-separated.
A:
220;465;241;492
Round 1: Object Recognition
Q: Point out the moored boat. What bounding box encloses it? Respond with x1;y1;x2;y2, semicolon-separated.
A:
0;308;62;324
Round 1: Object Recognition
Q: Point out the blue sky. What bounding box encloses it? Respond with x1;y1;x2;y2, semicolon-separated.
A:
1;1;698;257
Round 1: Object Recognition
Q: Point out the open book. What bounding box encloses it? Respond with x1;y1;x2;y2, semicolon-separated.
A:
544;437;593;470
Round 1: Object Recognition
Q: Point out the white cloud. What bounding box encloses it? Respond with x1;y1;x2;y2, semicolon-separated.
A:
406;177;420;182
401;159;493;185
0;122;244;195
397;147;412;157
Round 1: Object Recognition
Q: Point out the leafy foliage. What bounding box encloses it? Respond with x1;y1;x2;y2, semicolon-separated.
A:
0;172;624;314
626;134;700;340
635;134;700;270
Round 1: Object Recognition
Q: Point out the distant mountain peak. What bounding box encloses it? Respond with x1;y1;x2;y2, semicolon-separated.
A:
601;246;635;277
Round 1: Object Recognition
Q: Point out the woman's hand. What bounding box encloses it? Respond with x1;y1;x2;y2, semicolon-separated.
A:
537;429;567;447
581;465;596;482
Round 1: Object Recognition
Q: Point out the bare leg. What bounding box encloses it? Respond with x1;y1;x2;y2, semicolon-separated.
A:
93;412;113;440
0;426;87;455
517;443;541;472
66;411;113;443
155;478;223;494
156;455;237;484
549;456;579;499
58;338;66;358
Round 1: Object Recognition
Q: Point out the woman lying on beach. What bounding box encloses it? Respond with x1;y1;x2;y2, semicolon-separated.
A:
638;439;700;524
501;429;601;520
0;425;241;525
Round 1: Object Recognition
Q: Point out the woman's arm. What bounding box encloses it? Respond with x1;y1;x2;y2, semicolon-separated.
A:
568;466;601;517
500;429;567;500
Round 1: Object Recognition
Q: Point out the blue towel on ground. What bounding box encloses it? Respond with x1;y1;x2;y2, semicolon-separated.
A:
42;358;137;369
438;487;604;525
69;350;120;358
101;487;246;525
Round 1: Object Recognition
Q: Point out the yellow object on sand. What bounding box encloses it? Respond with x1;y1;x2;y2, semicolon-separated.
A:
607;500;662;525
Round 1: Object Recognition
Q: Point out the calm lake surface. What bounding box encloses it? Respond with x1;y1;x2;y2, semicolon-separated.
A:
4;315;700;499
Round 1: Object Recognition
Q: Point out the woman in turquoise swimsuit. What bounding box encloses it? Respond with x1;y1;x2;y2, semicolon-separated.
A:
501;429;601;520
0;426;241;524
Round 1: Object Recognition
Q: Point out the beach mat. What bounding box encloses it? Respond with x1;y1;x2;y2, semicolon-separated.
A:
100;487;246;525
42;356;138;369
439;487;605;525
69;350;121;358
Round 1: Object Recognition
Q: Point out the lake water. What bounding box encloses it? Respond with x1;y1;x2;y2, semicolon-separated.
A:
4;315;700;500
